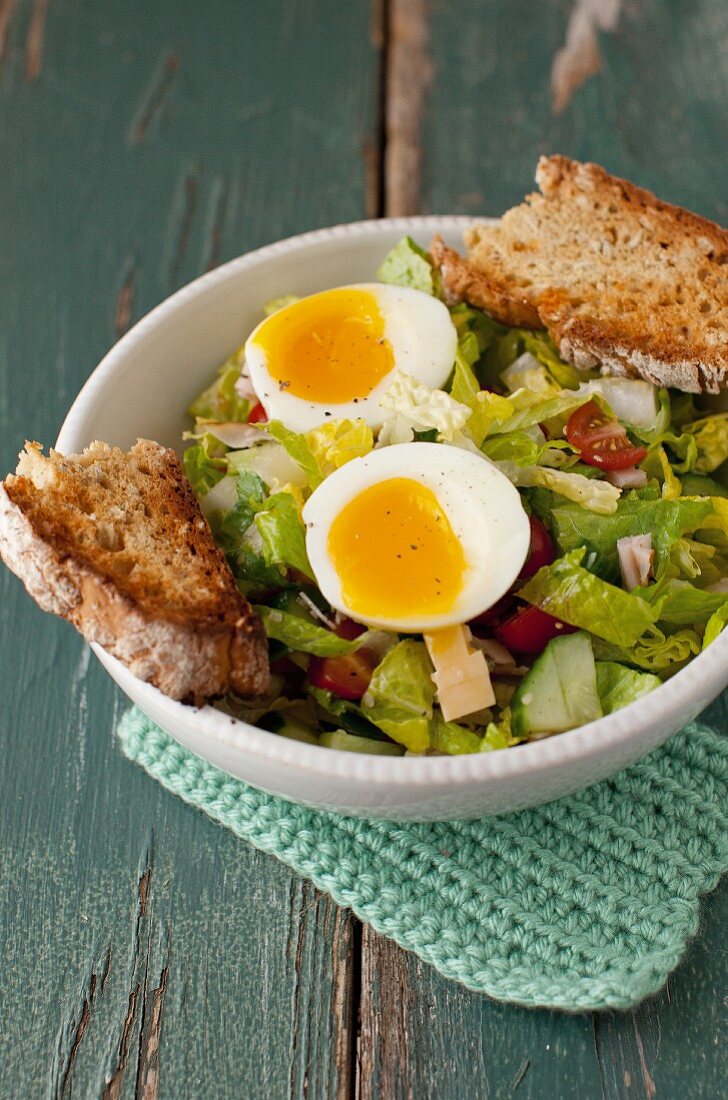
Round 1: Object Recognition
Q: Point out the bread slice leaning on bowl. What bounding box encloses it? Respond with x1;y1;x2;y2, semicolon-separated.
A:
431;154;728;394
0;439;269;704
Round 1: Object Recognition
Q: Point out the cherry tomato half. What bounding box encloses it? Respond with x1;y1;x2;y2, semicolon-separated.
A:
468;593;516;629
333;615;367;641
308;650;377;701
495;605;577;655
565;399;647;471
247;402;268;424
519;515;556;579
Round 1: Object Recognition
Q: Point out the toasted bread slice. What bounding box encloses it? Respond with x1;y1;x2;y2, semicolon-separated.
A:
0;440;269;703
432;155;728;393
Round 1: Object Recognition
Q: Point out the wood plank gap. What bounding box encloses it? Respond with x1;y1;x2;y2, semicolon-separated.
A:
0;0;16;65
383;0;432;216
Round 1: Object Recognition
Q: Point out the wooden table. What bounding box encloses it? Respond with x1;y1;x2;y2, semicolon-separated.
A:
2;1;727;1096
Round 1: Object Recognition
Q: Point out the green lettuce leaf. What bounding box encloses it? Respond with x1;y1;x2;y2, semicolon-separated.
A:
255;605;361;657
479;709;522;751
361;640;434;753
188;354;249;422
267;418;373;488
182;436;227;496
430;717;483;755
379;371;472;446
684;414;728;473
592;629;701;674
703;602;728;647
509;465;621;515
518;547;658;646
638;578;728;626
595;662;661;714
548;494;714;580
254;491;313;580
376;236;438;295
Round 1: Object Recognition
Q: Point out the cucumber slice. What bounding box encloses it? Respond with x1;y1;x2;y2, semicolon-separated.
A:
227;441;307;489
319;729;404;755
266;716;319;745
511;632;602;737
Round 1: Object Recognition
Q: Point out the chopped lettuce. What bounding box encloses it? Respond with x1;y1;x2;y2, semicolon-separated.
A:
638;578;728;626
267;418;373;488
254;490;313;580
595;662;660;714
684;414;728;473
592;628;701;674
548;494;714;580
319;729;404;755
183;436;227;496
518;548;659;646
509;465;621;515
376;236;439;296
430;717;483;755
480;710;522;751
361;640;434;753
379;371;472;447
703;602;728;648
255;605;361;657
501;353;561;397
188;353;249;423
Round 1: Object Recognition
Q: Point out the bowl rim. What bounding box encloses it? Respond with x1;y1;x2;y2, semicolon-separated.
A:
57;214;728;788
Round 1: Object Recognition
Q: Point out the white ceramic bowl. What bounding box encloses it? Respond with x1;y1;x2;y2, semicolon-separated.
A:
57;217;728;820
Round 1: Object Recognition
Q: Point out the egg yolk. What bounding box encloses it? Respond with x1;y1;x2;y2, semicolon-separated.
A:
252;288;394;403
327;478;466;620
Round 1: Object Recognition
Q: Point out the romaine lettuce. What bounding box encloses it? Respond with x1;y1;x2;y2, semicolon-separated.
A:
703;602;728;648
518;547;658;646
183;436;227;496
267;418;373;488
255;605;361;657
376;236;439;296
254;490;313;580
548;494;714;579
188;353;250;423
595;662;660;714
379;371;472;447
361;640;434;753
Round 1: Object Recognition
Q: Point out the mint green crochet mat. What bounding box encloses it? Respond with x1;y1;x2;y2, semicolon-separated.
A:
118;708;728;1011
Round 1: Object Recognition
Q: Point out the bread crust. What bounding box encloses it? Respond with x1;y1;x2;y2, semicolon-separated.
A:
0;444;270;704
432;155;728;393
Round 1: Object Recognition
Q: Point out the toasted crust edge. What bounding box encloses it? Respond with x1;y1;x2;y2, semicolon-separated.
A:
0;484;269;703
432;156;728;394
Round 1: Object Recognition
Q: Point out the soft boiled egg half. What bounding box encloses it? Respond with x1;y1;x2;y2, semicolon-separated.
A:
303;442;531;632
244;284;457;432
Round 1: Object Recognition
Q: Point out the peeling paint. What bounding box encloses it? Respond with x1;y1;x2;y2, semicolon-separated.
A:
551;0;623;114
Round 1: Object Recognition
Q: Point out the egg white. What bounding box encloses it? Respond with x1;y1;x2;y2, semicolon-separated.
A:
303;442;531;632
245;284;457;432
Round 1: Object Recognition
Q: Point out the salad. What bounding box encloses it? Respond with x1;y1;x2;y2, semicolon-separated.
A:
182;237;728;756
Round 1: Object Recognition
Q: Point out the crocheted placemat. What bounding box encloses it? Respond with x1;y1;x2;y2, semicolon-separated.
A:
118;707;728;1011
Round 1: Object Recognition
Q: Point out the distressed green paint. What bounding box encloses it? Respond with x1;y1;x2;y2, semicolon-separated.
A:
360;1;728;1098
2;0;728;1096
0;0;376;1095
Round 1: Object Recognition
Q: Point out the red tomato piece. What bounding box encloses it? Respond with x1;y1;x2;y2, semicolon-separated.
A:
565;399;647;471
495;605;577;655
518;515;556;579
308;650;377;701
333;615;367;641
247;402;268;424
468;593;516;629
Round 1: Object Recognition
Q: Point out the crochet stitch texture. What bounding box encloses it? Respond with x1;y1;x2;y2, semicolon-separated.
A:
118;708;728;1011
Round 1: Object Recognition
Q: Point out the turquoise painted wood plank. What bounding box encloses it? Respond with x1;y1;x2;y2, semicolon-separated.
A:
360;1;728;1097
0;0;378;1095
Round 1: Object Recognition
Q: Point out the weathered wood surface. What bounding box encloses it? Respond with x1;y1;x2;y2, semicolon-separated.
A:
1;0;727;1098
0;1;377;1096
